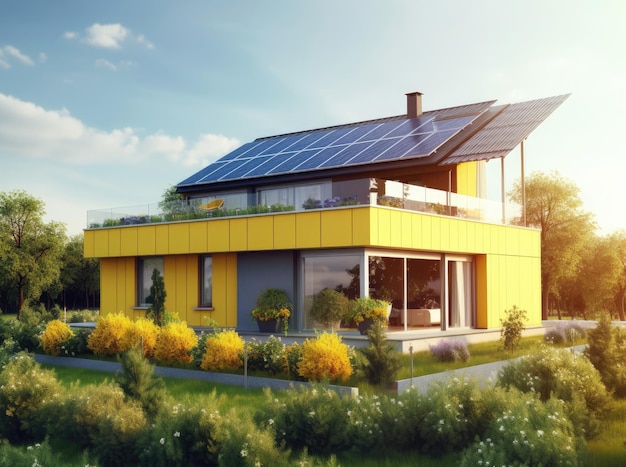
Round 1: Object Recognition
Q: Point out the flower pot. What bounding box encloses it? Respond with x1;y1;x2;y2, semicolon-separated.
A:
256;318;280;333
357;318;375;335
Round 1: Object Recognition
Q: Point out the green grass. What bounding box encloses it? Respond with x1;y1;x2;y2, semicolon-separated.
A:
1;313;17;322
584;399;626;465
395;334;560;380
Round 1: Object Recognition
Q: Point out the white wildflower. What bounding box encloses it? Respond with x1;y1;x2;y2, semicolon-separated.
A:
159;438;165;445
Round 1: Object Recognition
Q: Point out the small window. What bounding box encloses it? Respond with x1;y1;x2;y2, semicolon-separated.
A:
200;255;213;307
138;257;164;307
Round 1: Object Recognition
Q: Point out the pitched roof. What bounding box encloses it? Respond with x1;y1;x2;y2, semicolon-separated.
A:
178;94;569;191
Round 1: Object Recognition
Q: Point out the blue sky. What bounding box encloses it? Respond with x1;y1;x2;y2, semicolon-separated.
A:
1;1;624;235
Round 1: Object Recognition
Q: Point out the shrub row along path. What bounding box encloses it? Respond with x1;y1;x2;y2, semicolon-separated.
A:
35;345;587;395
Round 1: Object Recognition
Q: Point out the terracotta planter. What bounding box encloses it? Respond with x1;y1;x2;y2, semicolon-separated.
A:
256;318;280;333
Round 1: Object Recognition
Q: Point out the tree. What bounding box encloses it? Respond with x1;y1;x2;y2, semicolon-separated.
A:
509;172;594;320
0;190;66;316
612;231;626;321
146;268;166;326
59;235;100;309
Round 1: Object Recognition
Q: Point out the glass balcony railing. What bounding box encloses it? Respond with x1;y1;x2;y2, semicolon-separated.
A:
86;179;524;229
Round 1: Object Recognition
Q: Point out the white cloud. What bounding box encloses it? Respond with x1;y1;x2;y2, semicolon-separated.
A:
85;23;129;49
185;134;240;167
95;58;117;71
67;23;154;50
0;45;35;69
0;93;238;167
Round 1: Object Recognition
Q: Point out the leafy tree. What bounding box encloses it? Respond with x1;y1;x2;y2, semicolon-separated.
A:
357;321;401;387
575;234;622;318
59;235;100;309
0;190;66;317
612;230;626;320
509;171;594;319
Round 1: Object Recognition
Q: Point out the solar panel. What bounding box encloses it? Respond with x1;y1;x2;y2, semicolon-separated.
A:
177;99;509;188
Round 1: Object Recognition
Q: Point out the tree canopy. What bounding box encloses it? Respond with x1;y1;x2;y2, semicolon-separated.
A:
0;190;66;316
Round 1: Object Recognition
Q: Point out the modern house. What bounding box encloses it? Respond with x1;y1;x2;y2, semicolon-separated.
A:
84;91;568;336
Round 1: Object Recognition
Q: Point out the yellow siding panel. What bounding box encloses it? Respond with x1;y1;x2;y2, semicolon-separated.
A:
401;212;413;248
84;230;95;258
457;161;478;197
155;224;169;254
137;226;156;256
93;229;110;257
248;217;274;250
229;218;248;251
321;210;352;247
388;210;402;247
296;212;321;248
352;208;371;245
100;258;116;315
108;229;121;257
120;227;138;256
207;220;230;252
475;255;488;328
421;215;432;249
377;209;391;246
274;214;296;250
189;222;208;252
169;223;189;254
226;253;238;327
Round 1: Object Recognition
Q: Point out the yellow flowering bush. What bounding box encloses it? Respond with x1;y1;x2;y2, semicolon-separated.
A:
87;312;134;356
41;319;74;356
125;317;159;358
154;321;198;363
200;330;244;371
298;332;353;382
347;297;389;324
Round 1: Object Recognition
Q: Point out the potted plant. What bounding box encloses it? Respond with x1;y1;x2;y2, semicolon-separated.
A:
348;297;389;335
309;288;350;330
250;288;292;334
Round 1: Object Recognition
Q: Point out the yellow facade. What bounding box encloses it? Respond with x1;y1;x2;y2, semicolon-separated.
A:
85;206;541;329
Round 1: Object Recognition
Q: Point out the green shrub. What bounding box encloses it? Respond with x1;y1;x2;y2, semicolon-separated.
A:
0;352;61;442
356;322;401;387
498;345;609;438
115;348;166;418
64;328;91;356
218;408;291;467
585;313;626;397
284;342;304;380
0;439;92;467
67;308;99;323
298;332;353;382
459;391;582;466
257;386;354;456
7;319;42;352
137;400;221;467
500;305;527;351
200;330;244;371
246;335;288;375
310;288;350;328
411;376;487;456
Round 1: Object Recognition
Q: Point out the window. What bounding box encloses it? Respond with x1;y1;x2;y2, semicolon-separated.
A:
138;257;164;306
302;253;361;328
200;255;213;307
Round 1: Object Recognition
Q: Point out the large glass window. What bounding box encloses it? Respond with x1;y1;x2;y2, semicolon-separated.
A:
200;255;213;307
138;257;164;306
302;254;360;328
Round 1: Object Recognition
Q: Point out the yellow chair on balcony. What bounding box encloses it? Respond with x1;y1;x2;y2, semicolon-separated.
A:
198;199;224;212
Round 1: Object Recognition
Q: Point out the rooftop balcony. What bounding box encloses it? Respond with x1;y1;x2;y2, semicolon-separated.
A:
86;179;525;229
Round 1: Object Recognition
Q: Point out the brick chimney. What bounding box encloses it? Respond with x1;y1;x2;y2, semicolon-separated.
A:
406;91;423;118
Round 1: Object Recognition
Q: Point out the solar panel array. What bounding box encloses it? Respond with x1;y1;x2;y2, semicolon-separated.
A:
178;101;495;187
